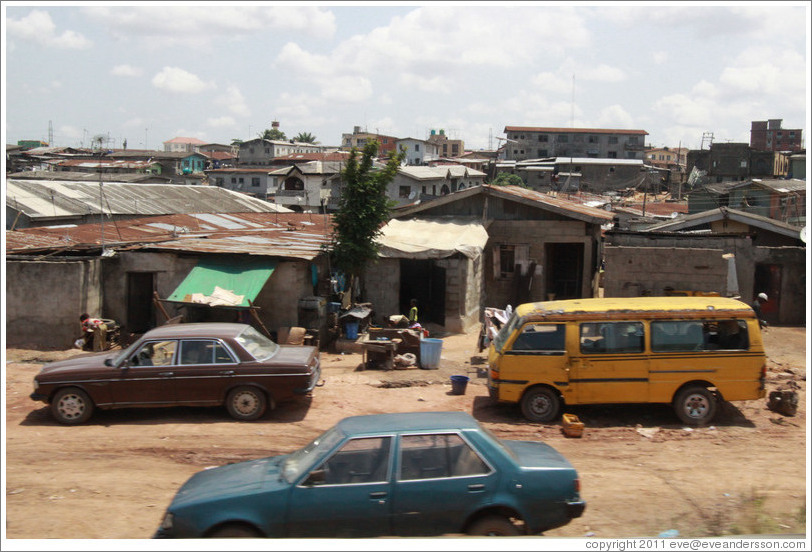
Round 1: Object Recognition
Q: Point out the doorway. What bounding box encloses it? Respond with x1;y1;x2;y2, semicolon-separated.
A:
544;243;584;300
753;263;781;323
127;272;156;333
399;260;446;326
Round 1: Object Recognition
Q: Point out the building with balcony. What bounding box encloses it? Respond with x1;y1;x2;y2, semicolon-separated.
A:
238;139;325;166
502;126;649;161
340;126;399;155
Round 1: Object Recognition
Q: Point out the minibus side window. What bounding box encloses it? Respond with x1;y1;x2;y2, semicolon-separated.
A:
651;321;708;352
707;320;749;350
580;322;644;354
509;324;565;353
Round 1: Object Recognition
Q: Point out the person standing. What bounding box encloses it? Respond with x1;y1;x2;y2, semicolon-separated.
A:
751;293;768;329
408;299;419;325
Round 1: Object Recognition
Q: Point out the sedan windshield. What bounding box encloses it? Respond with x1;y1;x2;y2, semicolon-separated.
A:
236;326;279;361
282;426;344;484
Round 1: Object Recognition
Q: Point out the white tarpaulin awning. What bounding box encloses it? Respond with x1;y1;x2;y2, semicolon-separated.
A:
377;219;488;259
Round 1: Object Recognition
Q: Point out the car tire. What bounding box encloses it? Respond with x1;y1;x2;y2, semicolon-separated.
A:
520;387;561;423
51;387;94;425
225;386;267;421
467;515;522;536
208;523;263;538
673;385;717;425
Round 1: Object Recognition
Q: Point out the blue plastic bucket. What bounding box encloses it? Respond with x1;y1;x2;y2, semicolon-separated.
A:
327;302;341;313
344;320;359;340
450;375;469;395
420;338;443;369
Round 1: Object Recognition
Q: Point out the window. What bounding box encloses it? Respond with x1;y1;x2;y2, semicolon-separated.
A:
651;320;748;352
538;149;548;157
129;340;177;366
580;322;644;354
538;135;549;142
589;135;599;143
399;434;489;481
494;243;529;279
265;148;270;154
414;144;420;152
179;340;235;365
608;151;617;159
399;186;411;198
608;136;618;144
215;178;224;187
557;135;569;143
231;177;237;184
304;437;392;486
238;177;244;184
628;136;639;145
252;177;260;187
573;135;583;143
510;324;566;353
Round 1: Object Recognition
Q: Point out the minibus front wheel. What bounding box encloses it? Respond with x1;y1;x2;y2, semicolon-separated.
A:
520;386;562;423
673;385;717;425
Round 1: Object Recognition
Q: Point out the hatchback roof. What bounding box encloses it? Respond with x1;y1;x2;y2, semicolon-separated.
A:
336;411;481;434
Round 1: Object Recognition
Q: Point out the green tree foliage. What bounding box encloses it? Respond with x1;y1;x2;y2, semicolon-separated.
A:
261;127;286;140
230;138;244;146
491;172;526;187
293;132;318;144
330;140;405;280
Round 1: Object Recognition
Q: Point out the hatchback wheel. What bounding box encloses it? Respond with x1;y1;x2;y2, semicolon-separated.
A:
467;515;521;536
51;387;94;425
226;386;267;421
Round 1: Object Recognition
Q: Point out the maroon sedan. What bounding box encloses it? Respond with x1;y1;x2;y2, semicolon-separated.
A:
30;323;322;425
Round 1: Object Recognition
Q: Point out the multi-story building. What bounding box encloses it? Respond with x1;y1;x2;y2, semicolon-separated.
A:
340;126;399;155
687;143;790;184
502;126;649;161
645;147;688;171
163;136;207;153
396;138;440;166
427;129;464;158
750;119;803;152
237;138;325;166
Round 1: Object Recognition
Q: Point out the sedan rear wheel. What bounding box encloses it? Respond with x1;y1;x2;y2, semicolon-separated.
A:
225;386;267;421
467;515;521;536
51;387;94;425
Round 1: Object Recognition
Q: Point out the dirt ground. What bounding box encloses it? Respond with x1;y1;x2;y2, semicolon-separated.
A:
3;325;808;543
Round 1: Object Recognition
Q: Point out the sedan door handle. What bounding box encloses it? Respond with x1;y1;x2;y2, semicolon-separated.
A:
219;370;235;375
369;491;387;499
467;484;486;492
158;372;174;377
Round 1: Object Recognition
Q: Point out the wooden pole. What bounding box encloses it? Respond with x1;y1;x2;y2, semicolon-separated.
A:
153;291;172;322
248;300;272;338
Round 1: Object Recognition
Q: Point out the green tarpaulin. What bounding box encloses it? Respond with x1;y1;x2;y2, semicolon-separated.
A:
167;258;277;308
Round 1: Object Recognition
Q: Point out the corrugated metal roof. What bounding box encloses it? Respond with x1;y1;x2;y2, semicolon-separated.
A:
504;126;649;135
399;166;486;180
6;211;335;260
6;179;290;221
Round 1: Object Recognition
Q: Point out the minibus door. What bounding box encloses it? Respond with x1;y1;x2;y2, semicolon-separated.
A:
502;323;569;401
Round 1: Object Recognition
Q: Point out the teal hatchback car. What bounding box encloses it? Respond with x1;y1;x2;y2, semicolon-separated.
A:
154;411;585;538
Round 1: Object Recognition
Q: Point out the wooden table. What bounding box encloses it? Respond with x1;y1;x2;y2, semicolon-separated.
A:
360;338;400;370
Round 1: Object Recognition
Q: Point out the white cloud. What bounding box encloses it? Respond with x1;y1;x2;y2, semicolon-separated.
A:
652;51;668;64
7;9;91;49
595;105;636;129
215;85;250;117
151;67;214;94
320;76;373;103
398;73;451;94
207;116;236;128
581;64;626;83
111;64;143;77
85;6;336;47
123;118;145;128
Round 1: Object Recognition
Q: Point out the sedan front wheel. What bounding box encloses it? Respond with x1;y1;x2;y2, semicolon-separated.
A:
51;387;94;425
467;514;522;536
225;386;267;421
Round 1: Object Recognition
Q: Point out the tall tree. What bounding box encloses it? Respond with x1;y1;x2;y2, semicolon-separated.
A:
293;132;318;144
330;140;405;291
261;127;286;140
491;172;526;187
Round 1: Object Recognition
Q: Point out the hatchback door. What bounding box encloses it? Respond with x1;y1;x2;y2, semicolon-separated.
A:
286;436;393;537
391;433;497;536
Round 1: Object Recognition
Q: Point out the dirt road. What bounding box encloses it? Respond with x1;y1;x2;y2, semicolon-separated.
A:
3;326;807;541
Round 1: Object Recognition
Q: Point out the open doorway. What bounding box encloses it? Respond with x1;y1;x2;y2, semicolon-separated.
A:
399;259;446;326
753;263;781;324
127;272;156;333
544;243;584;300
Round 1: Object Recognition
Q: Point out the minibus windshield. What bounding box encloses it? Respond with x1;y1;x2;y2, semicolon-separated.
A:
494;313;521;351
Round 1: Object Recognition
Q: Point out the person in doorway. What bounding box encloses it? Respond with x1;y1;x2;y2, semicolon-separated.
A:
80;313;108;351
751;293;768;329
408;299;419;325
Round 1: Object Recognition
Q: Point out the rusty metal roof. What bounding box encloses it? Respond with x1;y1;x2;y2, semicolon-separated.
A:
6;179;290;221
6;211;335;260
488;185;616;222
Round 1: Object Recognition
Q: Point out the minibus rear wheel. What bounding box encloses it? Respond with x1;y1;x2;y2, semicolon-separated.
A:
520;386;561;423
673;385;717;425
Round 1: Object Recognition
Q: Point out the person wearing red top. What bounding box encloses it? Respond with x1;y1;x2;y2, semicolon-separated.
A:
79;313;108;351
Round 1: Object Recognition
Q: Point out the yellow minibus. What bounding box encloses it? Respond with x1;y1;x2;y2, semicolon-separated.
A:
487;297;767;425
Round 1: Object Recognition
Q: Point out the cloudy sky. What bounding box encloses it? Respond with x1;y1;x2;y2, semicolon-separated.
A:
2;2;809;152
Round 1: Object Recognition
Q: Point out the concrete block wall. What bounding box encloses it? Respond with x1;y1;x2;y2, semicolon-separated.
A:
364;258;401;324
6;258;103;349
604;246;729;297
